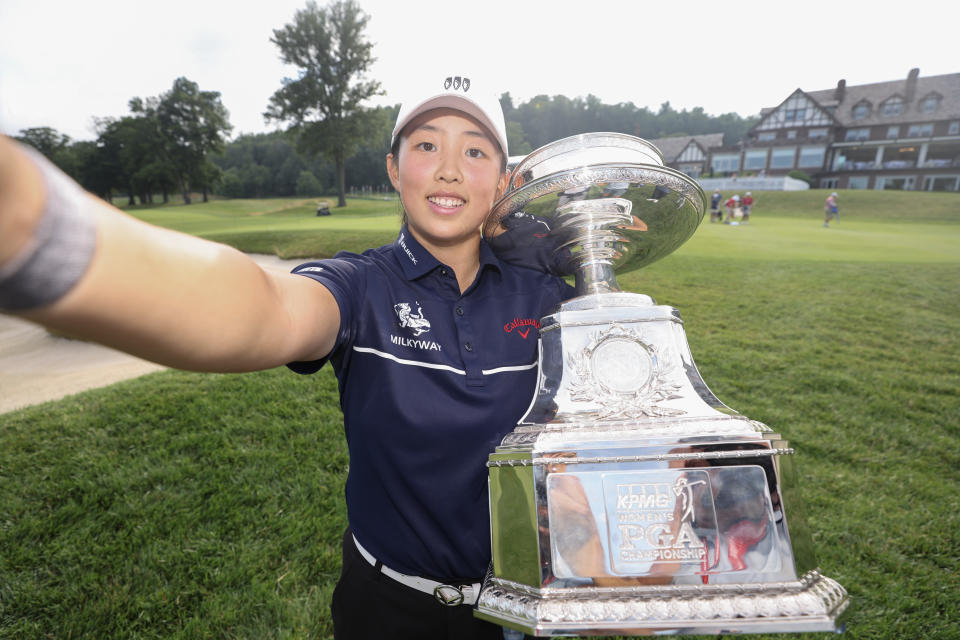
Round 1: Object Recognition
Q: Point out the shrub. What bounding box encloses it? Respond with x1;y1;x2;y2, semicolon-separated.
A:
295;170;323;196
788;169;813;186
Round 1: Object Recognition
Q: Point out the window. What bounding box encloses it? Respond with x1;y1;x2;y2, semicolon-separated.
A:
845;128;870;141
711;153;741;172
757;132;776;142
907;124;933;137
798;146;826;168
949;121;959;135
923;176;960;192
744;150;768;170
852;103;870;120
848;176;869;190
921;96;941;113
786;130;797;139
770;147;796;169
882;97;904;116
809;128;829;139
784;108;806;121
887;126;900;139
877;176;915;191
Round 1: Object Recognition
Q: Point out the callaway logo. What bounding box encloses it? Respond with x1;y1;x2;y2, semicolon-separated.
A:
443;76;470;92
296;266;324;273
395;302;431;336
504;317;540;340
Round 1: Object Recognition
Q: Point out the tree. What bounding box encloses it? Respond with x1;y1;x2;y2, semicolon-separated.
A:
295;170;323;196
93;117;141;206
15;127;72;161
505;121;532;156
265;0;382;207
155;77;232;204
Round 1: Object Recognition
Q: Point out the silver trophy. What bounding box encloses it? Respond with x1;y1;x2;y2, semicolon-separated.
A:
476;133;849;636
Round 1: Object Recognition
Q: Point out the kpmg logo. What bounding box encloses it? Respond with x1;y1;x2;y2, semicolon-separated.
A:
443;76;470;92
394;302;431;336
612;476;707;564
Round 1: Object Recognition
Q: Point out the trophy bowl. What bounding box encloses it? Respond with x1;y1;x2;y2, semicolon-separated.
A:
476;133;849;636
484;132;706;293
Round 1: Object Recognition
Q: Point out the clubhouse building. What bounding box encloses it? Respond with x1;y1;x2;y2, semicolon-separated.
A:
667;69;960;192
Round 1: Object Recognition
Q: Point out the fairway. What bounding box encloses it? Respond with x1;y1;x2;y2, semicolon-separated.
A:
684;216;959;263
1;191;958;640
132;197;401;238
126;192;960;265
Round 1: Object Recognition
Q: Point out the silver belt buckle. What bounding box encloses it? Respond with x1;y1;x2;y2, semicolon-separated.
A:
433;584;465;606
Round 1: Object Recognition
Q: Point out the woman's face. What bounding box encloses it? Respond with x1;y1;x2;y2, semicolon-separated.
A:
387;108;507;254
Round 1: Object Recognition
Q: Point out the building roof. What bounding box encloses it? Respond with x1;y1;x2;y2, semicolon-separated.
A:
802;70;960;128
645;133;725;161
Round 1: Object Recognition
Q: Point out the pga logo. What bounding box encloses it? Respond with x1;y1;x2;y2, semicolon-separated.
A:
443;76;470;92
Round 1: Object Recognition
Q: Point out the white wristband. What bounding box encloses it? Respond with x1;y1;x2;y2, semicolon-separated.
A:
0;145;97;311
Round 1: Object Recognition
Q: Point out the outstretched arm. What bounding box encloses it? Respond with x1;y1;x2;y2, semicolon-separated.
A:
0;135;338;372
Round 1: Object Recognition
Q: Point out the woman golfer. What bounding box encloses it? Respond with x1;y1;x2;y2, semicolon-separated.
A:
0;75;574;639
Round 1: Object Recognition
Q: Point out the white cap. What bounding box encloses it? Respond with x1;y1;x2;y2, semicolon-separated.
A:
391;74;508;156
831;192;838;197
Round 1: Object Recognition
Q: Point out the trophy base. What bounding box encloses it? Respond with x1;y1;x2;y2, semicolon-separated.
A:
476;570;849;636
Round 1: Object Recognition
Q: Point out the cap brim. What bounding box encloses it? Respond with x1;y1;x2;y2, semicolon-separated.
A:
391;94;507;157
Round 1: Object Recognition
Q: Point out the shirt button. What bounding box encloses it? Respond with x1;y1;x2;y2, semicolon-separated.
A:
456;306;464;316
464;342;473;352
440;268;448;277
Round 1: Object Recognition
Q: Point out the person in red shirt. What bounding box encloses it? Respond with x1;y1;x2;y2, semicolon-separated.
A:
824;192;839;227
724;195;740;223
741;192;754;223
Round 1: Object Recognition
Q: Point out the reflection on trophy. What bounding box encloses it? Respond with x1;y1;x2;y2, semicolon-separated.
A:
476;133;848;636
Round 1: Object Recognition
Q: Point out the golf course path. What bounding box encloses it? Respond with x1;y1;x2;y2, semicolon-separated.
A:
0;254;305;415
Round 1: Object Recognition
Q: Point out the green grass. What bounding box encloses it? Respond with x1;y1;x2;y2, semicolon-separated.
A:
711;188;960;223
1;370;347;639
2;190;959;638
127;197;402;260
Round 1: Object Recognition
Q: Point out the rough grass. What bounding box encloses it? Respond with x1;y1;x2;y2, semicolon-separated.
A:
1;190;959;638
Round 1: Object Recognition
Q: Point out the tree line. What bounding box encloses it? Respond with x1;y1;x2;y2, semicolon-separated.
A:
13;0;758;207
16;76;231;206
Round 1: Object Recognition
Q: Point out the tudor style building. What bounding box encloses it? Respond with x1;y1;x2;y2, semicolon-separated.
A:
645;133;724;178
709;68;960;191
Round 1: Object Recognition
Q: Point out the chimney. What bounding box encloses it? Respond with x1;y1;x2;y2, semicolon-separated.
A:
834;79;846;102
906;68;919;101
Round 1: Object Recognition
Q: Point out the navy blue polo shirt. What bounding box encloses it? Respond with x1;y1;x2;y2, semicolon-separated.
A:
288;227;574;580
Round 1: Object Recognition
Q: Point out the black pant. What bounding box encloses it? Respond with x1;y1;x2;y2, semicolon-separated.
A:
331;528;504;640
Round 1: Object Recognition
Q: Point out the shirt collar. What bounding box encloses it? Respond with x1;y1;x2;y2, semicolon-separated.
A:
393;226;441;280
393;226;503;281
477;236;503;277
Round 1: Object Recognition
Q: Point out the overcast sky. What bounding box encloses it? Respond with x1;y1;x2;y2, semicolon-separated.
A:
1;0;955;142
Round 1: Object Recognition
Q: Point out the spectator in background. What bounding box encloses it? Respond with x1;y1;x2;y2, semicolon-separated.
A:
741;192;754;224
824;192;839;227
724;194;741;224
710;189;723;222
